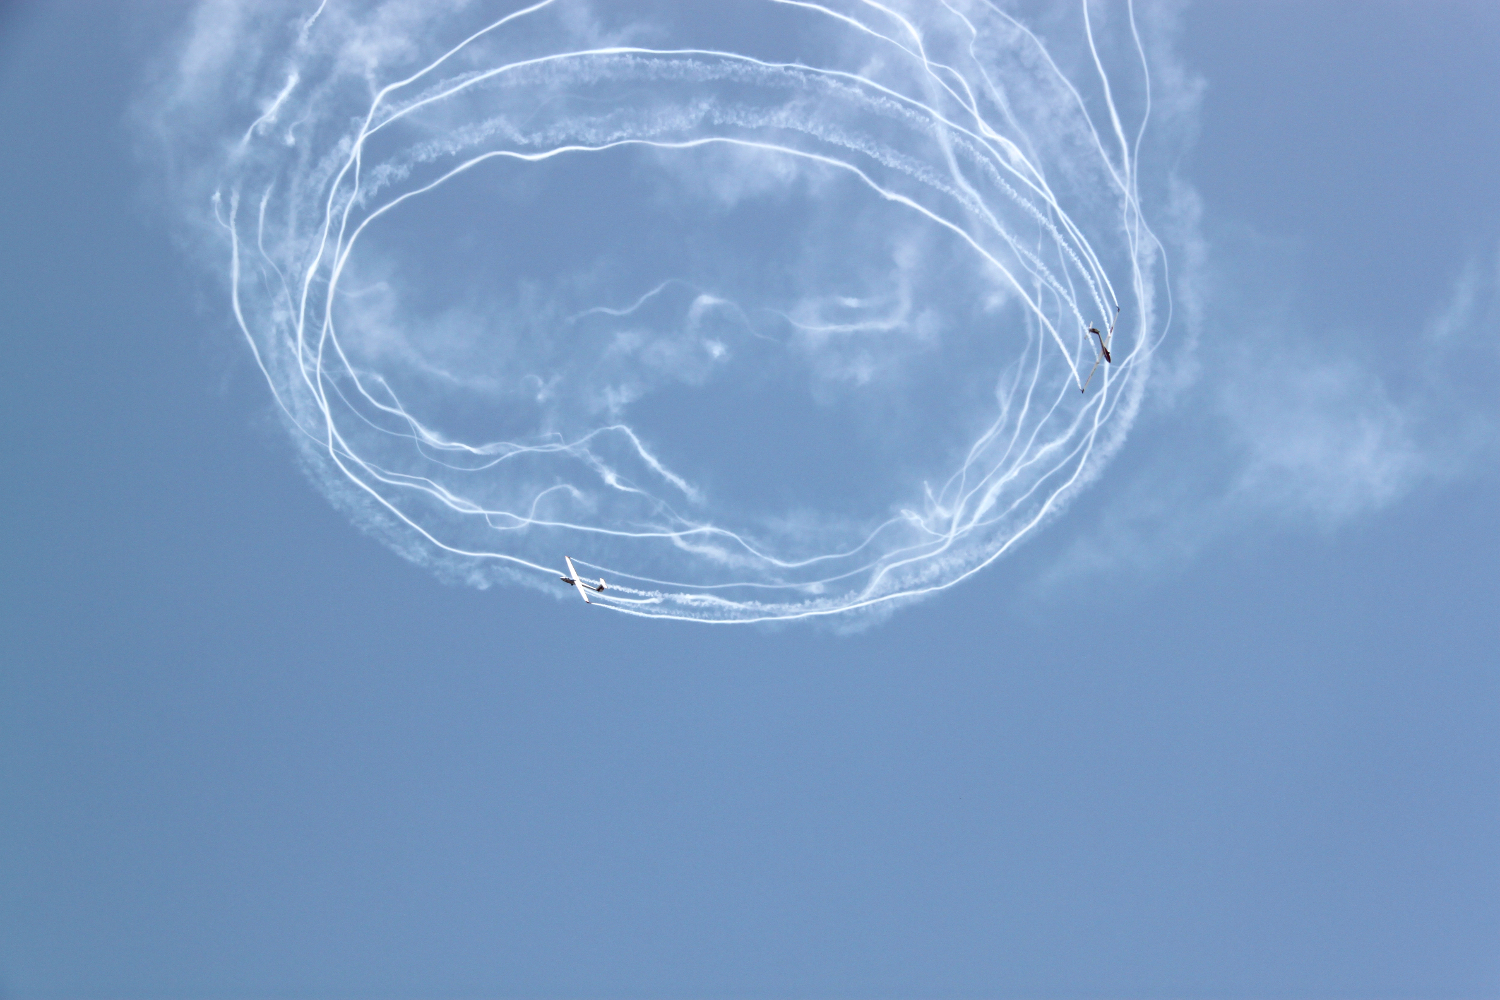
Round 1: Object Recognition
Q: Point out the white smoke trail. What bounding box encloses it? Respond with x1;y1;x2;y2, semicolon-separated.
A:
161;0;1175;622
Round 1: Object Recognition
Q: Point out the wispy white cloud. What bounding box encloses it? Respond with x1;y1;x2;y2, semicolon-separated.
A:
1220;342;1423;524
1038;241;1500;591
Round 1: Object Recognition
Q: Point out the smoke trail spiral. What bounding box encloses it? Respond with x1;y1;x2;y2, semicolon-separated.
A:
159;0;1172;622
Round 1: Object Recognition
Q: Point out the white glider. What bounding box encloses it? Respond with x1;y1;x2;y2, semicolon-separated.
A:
1080;306;1120;394
560;556;607;604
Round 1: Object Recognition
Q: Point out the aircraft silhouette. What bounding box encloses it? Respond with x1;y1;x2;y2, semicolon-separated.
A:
1080;305;1119;393
560;555;606;604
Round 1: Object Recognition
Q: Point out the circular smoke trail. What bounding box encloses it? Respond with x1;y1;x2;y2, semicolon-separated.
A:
153;0;1174;622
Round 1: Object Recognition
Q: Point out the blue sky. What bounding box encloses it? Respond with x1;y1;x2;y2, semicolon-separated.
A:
2;2;1497;998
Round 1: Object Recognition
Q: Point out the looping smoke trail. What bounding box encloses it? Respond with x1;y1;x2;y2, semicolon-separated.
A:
175;0;1170;622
